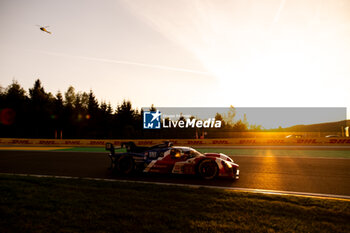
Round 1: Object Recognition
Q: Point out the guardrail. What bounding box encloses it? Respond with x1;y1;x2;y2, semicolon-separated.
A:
0;138;350;147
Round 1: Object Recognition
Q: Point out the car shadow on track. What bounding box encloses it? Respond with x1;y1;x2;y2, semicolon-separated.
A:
105;170;239;188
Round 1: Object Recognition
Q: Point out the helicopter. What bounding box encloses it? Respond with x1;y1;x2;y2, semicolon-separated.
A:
36;25;52;34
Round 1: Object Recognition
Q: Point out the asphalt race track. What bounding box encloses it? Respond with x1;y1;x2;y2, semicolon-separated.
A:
0;150;349;196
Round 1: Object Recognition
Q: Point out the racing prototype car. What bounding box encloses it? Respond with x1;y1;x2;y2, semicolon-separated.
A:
105;141;239;180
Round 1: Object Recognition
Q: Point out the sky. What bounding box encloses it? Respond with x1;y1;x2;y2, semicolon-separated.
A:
0;0;349;127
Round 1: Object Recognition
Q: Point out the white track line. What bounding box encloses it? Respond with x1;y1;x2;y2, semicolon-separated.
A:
1;173;349;201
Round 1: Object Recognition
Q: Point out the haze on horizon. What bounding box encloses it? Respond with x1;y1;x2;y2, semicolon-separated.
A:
0;0;349;128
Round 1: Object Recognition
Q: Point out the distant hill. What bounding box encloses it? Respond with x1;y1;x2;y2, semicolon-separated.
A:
272;120;350;132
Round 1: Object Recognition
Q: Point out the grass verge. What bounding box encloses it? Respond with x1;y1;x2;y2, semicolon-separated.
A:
1;174;349;233
53;147;126;153
196;148;350;159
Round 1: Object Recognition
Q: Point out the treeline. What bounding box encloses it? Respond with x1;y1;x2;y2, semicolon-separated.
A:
0;79;143;139
0;79;252;139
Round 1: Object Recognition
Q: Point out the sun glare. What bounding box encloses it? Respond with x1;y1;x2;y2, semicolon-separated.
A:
123;0;350;110
213;39;324;98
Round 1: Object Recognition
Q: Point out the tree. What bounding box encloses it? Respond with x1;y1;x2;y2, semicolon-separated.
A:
64;86;76;108
53;91;64;129
0;85;4;108
0;80;28;137
233;119;248;131
1;80;259;139
223;105;236;127
55;91;64;105
149;104;156;111
88;90;99;115
106;102;113;115
81;92;89;110
243;113;248;127
4;80;27;106
249;124;262;131
115;100;136;138
215;113;226;127
29;79;48;104
28;79;54;138
116;100;134;124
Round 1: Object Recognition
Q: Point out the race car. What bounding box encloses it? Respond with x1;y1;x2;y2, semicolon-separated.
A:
105;141;239;180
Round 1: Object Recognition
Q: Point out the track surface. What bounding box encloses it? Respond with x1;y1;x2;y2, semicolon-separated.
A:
0;150;349;196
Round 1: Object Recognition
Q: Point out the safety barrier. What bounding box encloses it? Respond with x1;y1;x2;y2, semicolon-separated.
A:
0;138;350;147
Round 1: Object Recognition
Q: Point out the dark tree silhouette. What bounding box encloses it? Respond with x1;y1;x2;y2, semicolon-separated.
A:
0;80;28;137
0;79;253;139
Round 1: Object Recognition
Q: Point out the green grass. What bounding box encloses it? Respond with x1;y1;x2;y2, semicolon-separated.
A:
0;175;349;233
54;147;126;153
196;148;350;159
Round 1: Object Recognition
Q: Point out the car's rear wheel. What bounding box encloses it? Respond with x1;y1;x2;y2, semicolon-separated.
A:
197;159;218;179
116;155;135;175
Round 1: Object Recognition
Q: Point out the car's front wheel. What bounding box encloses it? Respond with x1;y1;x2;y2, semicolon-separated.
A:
197;159;218;179
116;155;135;175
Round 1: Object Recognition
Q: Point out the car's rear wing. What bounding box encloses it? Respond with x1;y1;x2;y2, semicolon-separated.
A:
105;141;146;155
105;142;116;155
105;141;173;155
